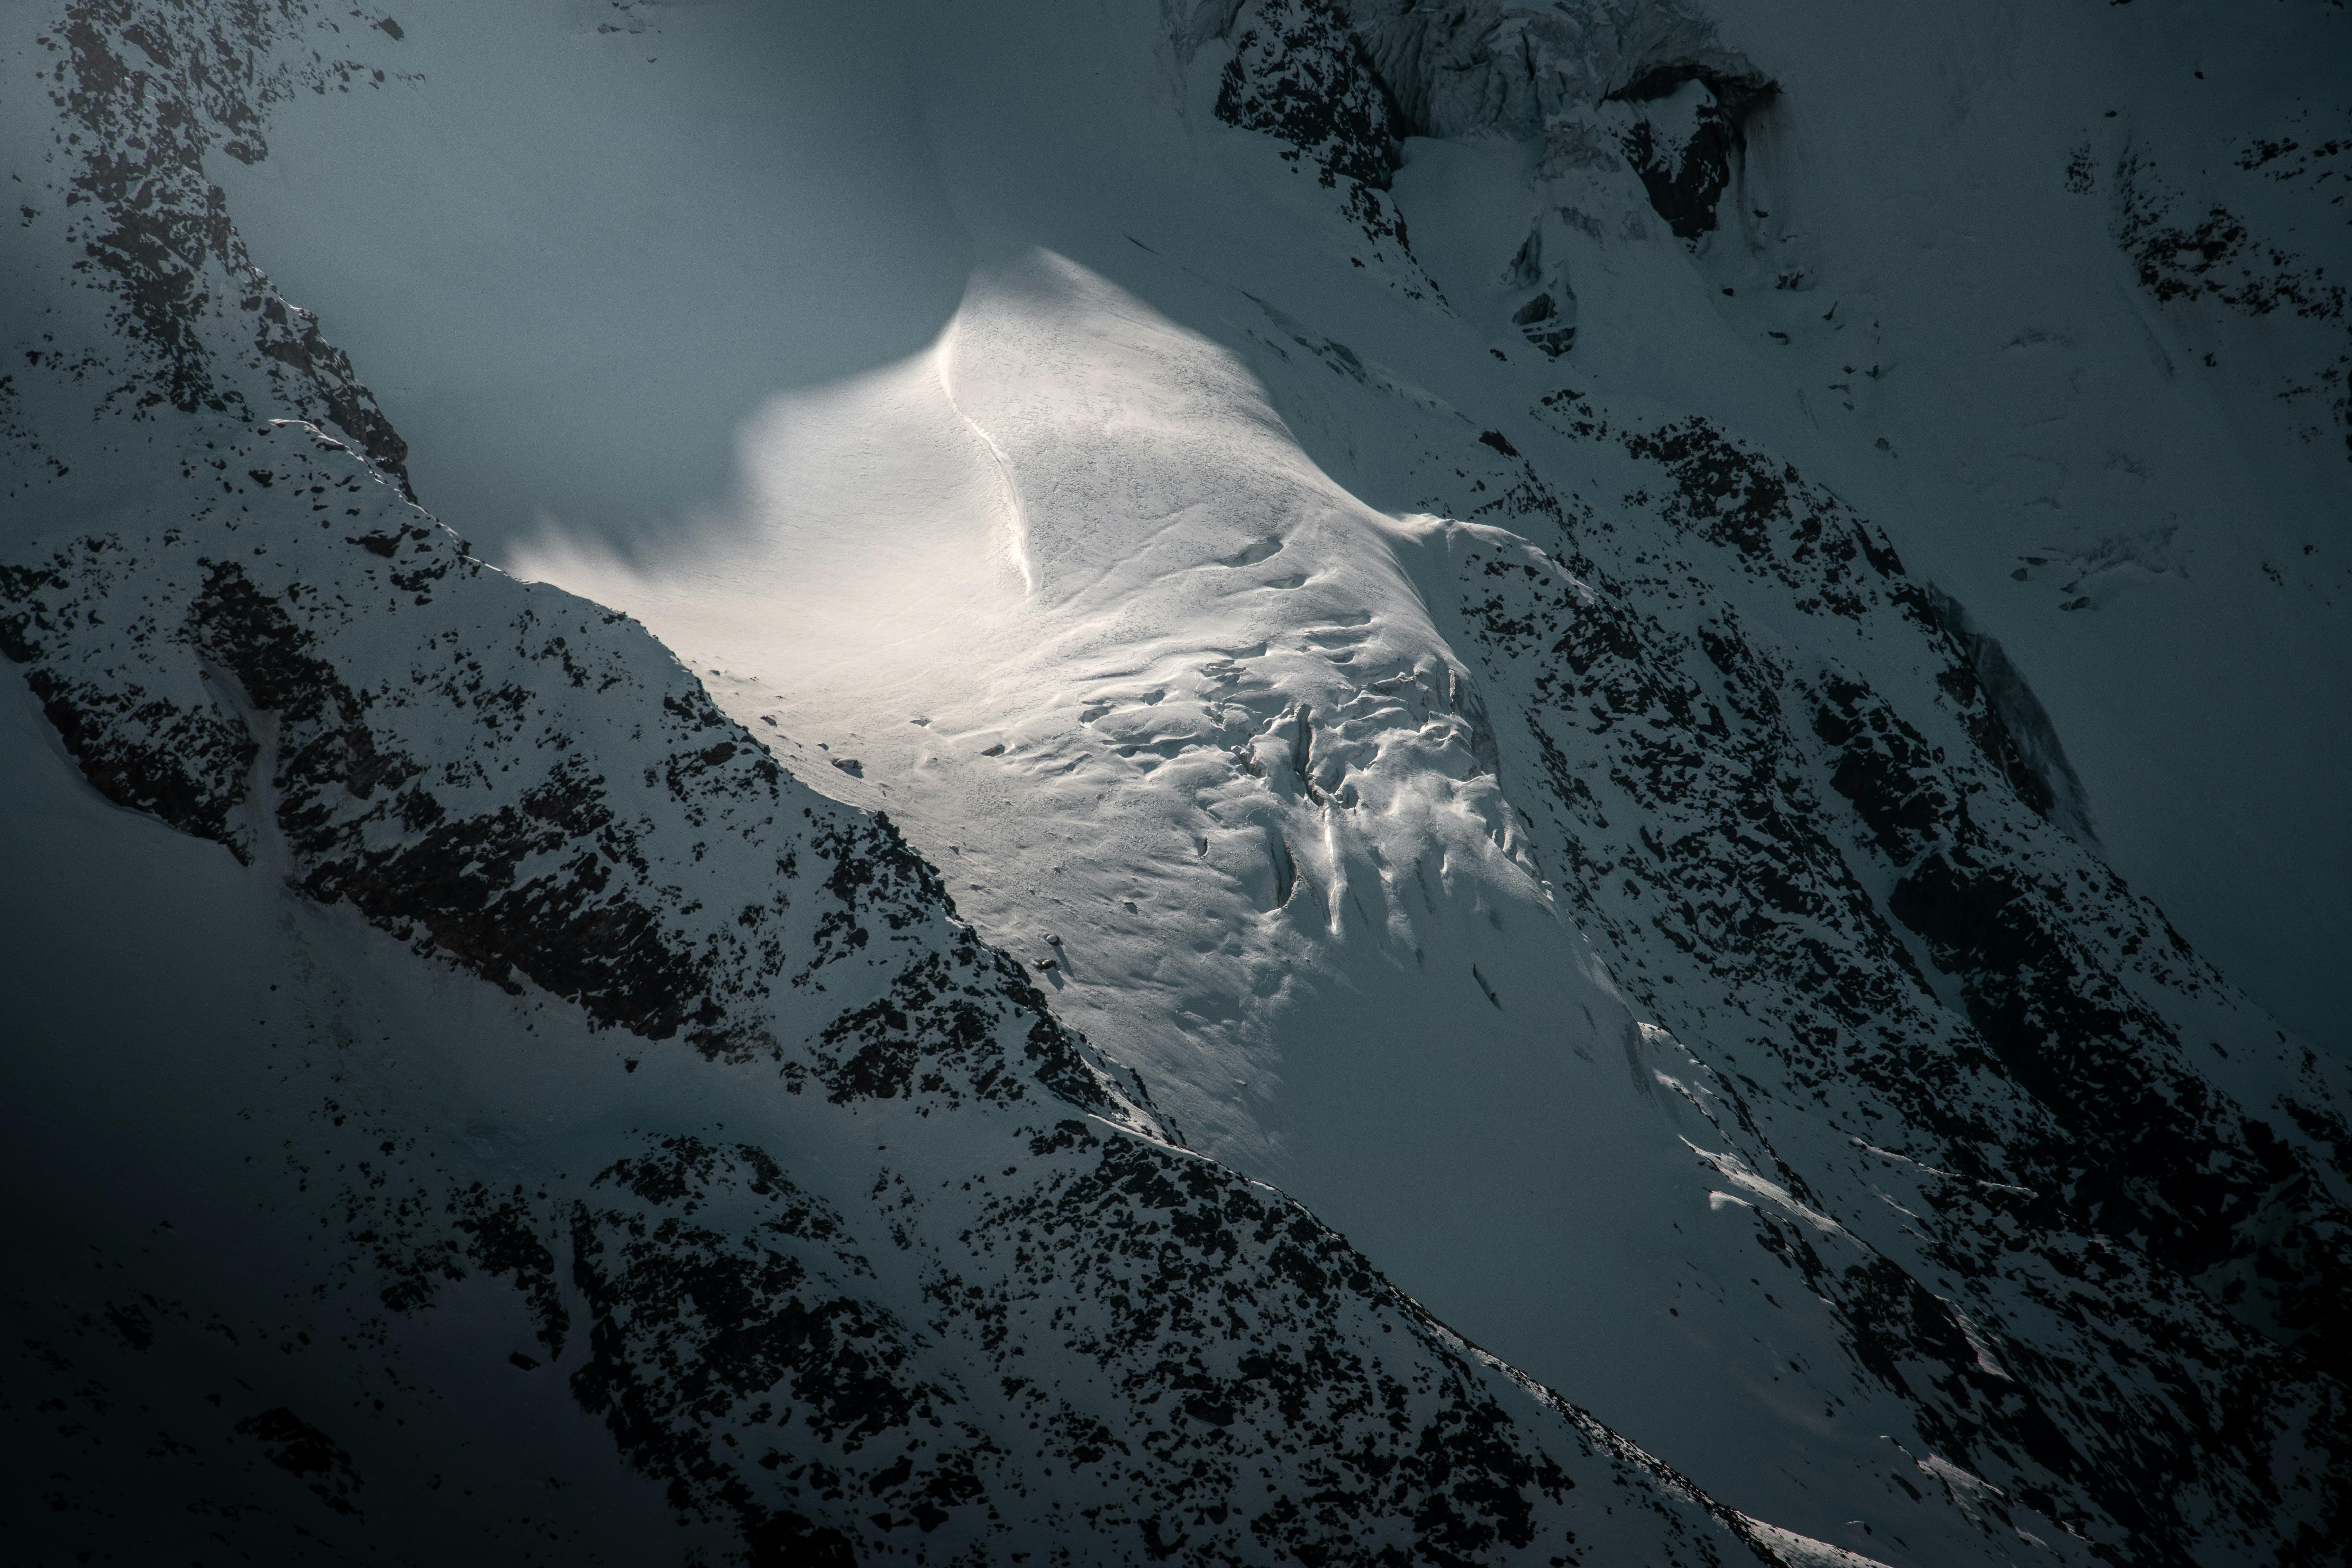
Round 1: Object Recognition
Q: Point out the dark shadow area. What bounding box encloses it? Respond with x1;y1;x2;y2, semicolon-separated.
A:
212;0;974;564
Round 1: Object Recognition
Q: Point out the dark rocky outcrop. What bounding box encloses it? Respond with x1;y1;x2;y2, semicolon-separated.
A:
1401;394;2352;1565
1605;65;1778;243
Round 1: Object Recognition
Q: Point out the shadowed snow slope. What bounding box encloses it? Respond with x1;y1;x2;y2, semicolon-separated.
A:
4;2;2350;1567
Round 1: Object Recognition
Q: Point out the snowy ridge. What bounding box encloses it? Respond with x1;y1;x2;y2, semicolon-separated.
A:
0;416;1129;1104
10;0;411;481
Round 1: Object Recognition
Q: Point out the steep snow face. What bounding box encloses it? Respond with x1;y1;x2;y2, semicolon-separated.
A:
511;250;1609;1170
5;1;2351;1567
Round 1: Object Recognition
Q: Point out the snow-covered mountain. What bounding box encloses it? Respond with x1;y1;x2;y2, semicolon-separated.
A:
3;2;2346;1565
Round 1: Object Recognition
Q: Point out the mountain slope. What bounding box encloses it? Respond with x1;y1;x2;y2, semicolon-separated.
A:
0;2;1871;1564
3;1;2348;1566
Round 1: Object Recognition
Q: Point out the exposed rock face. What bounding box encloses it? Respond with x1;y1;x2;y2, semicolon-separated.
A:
1194;15;2352;1558
38;0;411;481
0;421;1101;1087
1195;0;1781;296
1604;66;1775;242
1338;0;1738;144
1416;408;2352;1560
1192;0;1775;245
1208;0;1436;297
2115;146;2352;465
